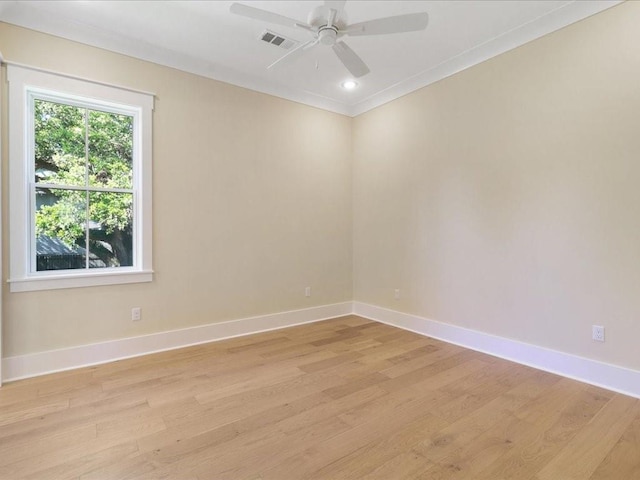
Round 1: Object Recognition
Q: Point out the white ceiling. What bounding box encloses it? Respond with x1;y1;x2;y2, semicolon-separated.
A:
0;0;621;116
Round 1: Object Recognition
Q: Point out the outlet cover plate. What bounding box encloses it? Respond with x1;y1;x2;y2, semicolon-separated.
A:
592;325;605;342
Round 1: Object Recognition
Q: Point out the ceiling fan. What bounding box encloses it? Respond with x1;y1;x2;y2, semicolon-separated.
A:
230;1;429;78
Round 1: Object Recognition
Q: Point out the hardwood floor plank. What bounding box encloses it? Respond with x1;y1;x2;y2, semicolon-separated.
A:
0;394;149;442
380;349;486;392
412;376;576;465
419;412;531;480
511;386;610;469
431;362;546;423
0;397;70;427
322;371;389;399
361;451;435;480
534;394;638;480
187;416;353;480
192;364;304;404
589;404;640;479
293;351;363;373
0;422;97;467
305;413;448;479
379;344;468;379
385;343;441;365
0;435;143;478
151;386;388;479
22;441;140;480
427;385;610;480
79;453;158;480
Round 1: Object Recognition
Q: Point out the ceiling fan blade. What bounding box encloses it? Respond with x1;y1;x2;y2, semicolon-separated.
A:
345;12;429;36
332;41;370;78
324;1;347;14
268;39;318;70
230;2;307;29
327;8;337;29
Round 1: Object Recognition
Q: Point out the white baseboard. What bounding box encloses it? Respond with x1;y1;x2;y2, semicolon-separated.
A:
353;302;640;399
5;300;639;399
2;302;353;382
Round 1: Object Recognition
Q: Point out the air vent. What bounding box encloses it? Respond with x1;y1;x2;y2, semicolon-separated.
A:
260;30;297;50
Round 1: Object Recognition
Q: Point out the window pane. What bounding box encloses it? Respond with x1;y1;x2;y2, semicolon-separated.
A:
88;191;133;268
34;100;86;187
35;187;87;271
88;110;133;189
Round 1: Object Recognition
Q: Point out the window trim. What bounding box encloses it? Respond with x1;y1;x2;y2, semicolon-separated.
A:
7;64;154;292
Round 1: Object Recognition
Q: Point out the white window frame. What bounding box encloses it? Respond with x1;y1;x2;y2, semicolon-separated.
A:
7;64;154;292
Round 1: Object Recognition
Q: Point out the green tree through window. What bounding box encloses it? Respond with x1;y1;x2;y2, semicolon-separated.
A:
34;99;134;270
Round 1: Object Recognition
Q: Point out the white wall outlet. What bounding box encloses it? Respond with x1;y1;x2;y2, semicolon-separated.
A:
305;286;311;297
394;289;400;300
132;307;141;321
592;325;605;342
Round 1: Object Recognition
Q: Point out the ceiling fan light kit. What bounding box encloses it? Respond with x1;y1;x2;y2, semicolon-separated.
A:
230;0;429;78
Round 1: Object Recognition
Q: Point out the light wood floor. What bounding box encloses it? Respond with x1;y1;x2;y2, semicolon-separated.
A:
0;316;639;479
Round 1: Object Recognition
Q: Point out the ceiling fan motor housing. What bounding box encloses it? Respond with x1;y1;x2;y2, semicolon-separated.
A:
318;27;338;45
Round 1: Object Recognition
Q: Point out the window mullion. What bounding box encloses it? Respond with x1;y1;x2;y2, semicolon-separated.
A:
35;183;133;194
29;95;36;274
84;108;90;270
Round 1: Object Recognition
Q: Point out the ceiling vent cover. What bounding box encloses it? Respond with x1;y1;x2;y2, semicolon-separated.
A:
260;30;296;50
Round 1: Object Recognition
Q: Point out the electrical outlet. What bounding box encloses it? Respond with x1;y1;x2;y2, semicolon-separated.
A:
305;286;311;297
394;289;400;300
592;325;605;342
132;307;141;321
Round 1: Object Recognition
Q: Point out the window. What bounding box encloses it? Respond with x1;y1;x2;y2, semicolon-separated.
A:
8;65;153;292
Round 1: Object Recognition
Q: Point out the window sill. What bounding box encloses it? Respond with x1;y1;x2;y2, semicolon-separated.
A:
8;270;154;292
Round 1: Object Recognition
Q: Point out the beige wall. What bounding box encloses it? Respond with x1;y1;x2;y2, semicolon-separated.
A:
353;1;640;371
0;23;353;357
